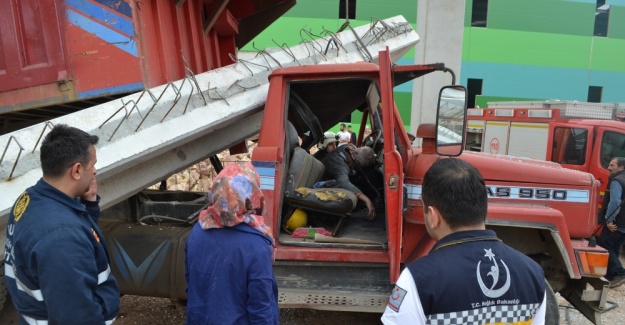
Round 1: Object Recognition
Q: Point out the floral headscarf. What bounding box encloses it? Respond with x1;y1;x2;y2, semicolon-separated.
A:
198;162;274;245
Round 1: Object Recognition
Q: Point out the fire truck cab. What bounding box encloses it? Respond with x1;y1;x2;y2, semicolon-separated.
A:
467;100;625;199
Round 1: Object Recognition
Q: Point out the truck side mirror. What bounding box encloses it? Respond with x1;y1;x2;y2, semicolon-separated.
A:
436;85;467;157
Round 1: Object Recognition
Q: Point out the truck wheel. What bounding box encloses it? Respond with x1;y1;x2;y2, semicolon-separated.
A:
0;261;6;313
545;280;559;323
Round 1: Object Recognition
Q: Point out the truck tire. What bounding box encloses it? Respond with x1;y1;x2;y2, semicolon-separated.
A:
545;280;559;323
0;260;6;313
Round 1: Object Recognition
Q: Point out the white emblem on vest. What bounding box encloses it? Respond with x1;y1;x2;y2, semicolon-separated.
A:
477;248;511;298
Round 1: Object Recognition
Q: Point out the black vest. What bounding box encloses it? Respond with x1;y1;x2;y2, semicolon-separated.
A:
602;170;625;228
407;230;545;323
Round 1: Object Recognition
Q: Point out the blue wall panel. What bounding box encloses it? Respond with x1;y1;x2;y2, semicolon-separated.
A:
460;62;618;101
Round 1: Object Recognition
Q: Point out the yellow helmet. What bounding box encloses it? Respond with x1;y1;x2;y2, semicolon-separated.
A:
286;208;308;231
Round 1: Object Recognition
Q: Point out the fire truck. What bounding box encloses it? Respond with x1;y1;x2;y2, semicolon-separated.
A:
467;100;625;201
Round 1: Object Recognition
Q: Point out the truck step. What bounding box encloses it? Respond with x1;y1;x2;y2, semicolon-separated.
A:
278;288;388;313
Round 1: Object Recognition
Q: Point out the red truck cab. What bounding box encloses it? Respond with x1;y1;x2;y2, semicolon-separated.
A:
252;49;609;323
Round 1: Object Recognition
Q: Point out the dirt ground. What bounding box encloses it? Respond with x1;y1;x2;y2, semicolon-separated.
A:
0;294;383;324
1;288;624;325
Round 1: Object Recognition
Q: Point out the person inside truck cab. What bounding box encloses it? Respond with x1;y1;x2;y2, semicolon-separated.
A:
313;131;339;161
381;158;547;324
597;157;625;288
321;144;378;220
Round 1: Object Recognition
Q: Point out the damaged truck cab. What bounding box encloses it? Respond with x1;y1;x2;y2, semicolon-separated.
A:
252;49;610;323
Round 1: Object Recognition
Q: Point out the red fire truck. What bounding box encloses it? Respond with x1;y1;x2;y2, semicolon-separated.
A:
467;100;625;202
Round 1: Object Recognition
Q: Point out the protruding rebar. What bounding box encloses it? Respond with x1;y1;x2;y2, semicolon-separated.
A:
271;40;300;65
104;99;141;141
339;20;372;62
229;53;254;75
0;135;25;180
207;82;230;106
160;76;196;122
321;28;346;57
135;83;175;132
181;52;207;105
299;29;326;61
252;44;282;69
32;121;55;153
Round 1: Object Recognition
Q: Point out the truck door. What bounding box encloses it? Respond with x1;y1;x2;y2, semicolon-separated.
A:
590;127;625;199
0;1;66;92
547;123;592;173
379;49;403;282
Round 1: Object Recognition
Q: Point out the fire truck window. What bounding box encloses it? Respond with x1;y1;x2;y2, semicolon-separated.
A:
552;127;587;165
600;131;625;168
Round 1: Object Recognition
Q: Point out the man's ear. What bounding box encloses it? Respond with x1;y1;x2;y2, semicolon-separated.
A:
69;162;82;181
425;205;442;230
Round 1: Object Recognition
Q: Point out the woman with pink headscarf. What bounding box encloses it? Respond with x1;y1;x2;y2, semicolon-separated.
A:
185;162;278;324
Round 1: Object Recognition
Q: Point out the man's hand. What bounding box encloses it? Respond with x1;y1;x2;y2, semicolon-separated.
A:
358;193;376;221
82;177;98;202
608;221;618;232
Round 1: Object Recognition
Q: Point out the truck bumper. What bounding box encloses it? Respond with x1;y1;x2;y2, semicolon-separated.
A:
560;277;616;325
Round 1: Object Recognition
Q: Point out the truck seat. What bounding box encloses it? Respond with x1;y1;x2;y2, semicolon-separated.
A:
284;147;357;216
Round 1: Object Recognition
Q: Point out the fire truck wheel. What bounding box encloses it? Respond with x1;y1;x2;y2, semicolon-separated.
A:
0;260;6;313
545;279;559;323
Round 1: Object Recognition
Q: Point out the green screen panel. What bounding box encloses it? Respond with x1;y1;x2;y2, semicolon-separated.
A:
242;17;371;51
488;0;594;36
590;37;625;72
357;0;417;22
462;27;592;69
284;0;344;19
284;0;417;22
350;110;364;126
609;6;625;39
398;45;416;61
464;0;472;27
394;92;413;131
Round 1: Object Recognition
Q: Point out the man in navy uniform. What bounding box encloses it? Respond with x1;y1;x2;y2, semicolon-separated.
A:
382;158;546;324
4;125;119;324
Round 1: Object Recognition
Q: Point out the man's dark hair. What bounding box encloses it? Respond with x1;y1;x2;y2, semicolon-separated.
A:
612;157;625;168
422;158;487;229
40;124;99;178
340;123;346;127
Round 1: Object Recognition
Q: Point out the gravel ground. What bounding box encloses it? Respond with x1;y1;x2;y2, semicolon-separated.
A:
1;290;623;324
111;288;625;325
2;259;625;324
79;289;625;325
557;285;624;325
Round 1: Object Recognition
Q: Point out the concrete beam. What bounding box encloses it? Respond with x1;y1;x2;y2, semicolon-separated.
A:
0;15;420;223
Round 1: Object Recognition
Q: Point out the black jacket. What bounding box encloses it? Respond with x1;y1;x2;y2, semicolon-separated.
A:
602;170;625;228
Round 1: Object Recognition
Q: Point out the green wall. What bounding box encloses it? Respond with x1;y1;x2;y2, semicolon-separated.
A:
245;0;625;130
488;0;594;36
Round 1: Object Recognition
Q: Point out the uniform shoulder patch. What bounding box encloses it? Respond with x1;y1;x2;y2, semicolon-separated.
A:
13;191;30;222
387;284;407;312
